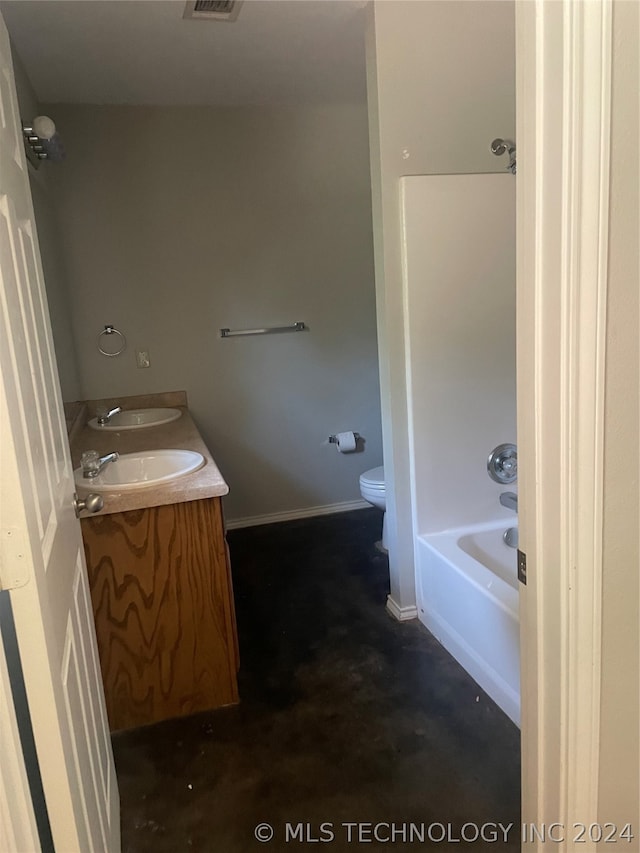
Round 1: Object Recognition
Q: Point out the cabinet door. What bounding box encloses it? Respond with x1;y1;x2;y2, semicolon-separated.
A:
82;498;239;730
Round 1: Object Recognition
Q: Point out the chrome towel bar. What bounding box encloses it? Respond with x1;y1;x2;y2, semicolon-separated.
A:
220;321;307;338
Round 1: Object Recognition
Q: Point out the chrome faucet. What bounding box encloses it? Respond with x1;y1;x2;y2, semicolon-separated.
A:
499;491;518;512
81;450;119;479
96;406;122;426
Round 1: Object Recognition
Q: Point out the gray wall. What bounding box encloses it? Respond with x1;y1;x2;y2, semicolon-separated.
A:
12;49;80;402
45;104;382;522
366;0;516;608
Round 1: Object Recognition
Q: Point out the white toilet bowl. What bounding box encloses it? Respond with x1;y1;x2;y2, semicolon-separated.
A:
359;466;387;551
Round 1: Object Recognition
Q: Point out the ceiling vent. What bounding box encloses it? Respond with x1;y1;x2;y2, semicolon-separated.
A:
183;0;243;22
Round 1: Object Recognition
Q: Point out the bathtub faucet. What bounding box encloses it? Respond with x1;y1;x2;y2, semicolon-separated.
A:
499;491;518;512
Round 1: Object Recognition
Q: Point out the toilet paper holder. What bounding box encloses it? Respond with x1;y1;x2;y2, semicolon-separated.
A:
329;433;360;444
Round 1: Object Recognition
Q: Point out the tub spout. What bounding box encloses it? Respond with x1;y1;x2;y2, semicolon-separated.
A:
499;491;518;512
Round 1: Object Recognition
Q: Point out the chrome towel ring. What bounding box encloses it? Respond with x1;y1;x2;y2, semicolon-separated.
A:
97;325;126;357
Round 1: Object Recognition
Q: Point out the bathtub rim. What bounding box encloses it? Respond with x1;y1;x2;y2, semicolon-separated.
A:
418;520;520;619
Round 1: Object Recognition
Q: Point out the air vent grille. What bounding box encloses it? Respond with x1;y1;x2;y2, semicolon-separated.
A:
183;0;242;21
195;1;233;13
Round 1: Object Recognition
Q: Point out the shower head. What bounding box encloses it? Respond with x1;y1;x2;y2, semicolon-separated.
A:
491;138;509;156
490;138;516;174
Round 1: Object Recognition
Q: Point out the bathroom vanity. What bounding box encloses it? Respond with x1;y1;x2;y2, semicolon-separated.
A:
70;392;239;732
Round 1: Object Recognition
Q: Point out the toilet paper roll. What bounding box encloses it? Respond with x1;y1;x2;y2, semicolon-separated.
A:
335;431;357;453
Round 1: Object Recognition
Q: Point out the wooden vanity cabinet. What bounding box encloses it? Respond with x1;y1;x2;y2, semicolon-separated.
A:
81;496;239;731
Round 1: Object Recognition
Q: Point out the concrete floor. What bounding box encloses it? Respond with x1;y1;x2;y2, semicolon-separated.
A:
113;508;520;851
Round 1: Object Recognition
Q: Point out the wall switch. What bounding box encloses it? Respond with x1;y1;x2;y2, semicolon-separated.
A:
136;350;150;369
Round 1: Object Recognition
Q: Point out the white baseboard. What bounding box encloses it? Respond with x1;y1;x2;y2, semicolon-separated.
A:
386;595;419;622
225;499;371;530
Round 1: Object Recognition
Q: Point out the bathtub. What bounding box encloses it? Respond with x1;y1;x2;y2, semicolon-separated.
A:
416;521;520;726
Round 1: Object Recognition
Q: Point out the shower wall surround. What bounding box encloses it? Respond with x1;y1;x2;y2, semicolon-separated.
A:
401;174;516;534
365;0;516;609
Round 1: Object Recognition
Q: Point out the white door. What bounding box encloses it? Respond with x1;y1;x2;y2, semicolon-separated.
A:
0;13;120;853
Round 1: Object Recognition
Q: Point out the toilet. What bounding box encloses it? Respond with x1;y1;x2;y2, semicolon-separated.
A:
359;466;387;551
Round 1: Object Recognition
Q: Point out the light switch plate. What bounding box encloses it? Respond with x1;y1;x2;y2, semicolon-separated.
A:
136;350;150;369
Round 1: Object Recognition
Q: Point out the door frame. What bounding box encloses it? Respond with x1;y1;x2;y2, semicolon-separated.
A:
0;0;616;845
517;0;612;836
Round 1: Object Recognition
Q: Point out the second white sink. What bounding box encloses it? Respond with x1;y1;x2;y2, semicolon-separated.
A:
74;449;204;491
88;408;182;431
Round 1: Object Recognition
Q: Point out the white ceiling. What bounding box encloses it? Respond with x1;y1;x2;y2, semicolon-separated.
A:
1;0;368;106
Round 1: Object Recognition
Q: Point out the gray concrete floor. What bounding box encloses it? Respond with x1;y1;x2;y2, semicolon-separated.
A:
113;508;520;851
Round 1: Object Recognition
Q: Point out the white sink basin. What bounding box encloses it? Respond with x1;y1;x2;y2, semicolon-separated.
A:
88;408;182;431
74;449;204;491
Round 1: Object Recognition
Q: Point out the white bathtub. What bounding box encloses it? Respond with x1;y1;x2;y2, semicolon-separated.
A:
416;521;520;726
